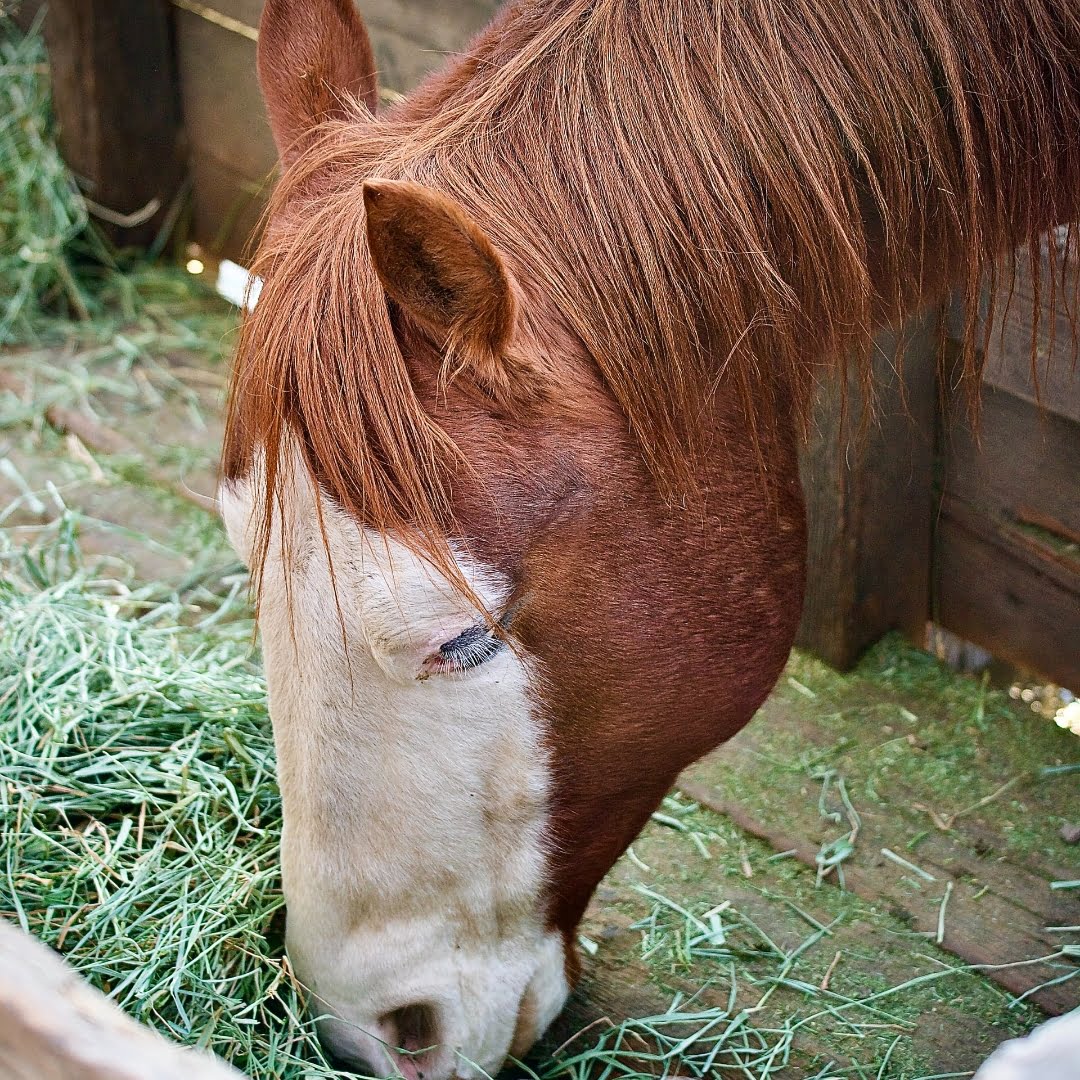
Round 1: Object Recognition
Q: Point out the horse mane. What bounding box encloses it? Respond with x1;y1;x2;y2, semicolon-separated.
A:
223;0;1080;592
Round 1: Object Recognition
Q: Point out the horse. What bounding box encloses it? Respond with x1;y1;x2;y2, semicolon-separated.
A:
219;1;1080;1076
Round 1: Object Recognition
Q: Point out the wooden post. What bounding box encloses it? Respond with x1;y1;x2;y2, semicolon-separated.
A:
0;920;245;1080
796;314;939;669
15;0;185;247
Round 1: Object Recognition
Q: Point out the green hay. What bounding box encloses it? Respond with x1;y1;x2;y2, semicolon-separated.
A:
2;519;1074;1080
0;517;338;1078
0;11;107;343
1;261;238;438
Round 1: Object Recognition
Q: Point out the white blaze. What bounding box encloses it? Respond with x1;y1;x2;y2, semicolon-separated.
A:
220;464;567;1079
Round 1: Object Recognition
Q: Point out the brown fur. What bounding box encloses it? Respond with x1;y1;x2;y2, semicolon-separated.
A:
225;0;1080;954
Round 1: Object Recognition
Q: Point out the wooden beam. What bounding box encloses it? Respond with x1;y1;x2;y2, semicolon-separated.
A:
26;0;185;247
796;313;939;669
0;920;245;1080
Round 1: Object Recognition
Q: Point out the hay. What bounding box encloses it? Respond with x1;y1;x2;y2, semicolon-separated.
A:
0;10;108;343
0;519;337;1078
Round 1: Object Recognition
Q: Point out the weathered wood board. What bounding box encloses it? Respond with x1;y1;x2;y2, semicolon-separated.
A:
0;920;244;1080
935;255;1080;690
796;314;939;670
984;254;1080;427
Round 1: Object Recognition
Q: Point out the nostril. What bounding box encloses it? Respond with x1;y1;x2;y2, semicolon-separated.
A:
381;1001;440;1070
318;1004;441;1079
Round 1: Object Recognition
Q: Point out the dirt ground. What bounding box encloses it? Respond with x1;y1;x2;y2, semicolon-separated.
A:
1;278;1077;1078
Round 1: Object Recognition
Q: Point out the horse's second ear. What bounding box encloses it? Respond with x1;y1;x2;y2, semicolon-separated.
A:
258;0;378;164
363;179;534;401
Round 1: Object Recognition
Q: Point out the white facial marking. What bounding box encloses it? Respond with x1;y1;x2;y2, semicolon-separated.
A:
220;464;567;1079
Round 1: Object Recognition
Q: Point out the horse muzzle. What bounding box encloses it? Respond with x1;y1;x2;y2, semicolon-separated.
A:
293;926;570;1080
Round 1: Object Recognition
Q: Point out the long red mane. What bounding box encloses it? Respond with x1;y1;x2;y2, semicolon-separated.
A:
223;0;1080;585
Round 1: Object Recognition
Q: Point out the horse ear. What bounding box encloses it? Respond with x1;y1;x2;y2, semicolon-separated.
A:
363;179;531;401
258;0;378;165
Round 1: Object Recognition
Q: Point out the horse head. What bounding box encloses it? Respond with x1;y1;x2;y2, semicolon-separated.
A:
220;2;804;1075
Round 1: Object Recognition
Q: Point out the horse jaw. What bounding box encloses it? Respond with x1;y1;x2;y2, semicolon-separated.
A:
219;466;568;1079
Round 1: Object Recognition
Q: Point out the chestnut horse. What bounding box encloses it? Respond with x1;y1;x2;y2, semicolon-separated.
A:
220;0;1080;1075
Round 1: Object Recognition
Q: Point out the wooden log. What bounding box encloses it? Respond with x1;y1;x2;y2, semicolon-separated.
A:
796;313;939;669
0;919;245;1080
20;0;185;247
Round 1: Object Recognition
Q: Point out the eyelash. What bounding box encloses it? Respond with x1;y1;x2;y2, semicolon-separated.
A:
434;624;505;673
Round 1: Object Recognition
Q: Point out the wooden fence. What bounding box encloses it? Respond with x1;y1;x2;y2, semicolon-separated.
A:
936;260;1080;689
13;0;1080;690
800;262;1080;691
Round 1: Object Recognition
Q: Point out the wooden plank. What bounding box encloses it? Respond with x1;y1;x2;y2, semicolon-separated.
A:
188;152;270;259
934;496;1080;690
796;313;939;669
985;253;1080;426
941;383;1080;542
678;771;1080;1015
172;6;272;257
677;684;1080;1017
363;0;501;89
26;0;184;247
366;20;487;92
173;8;274;189
188;0;262;23
682;789;1080;1015
0;920;245;1080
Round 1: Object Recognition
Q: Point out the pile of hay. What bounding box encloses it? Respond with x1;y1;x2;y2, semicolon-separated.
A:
0;10;105;343
0;523;338;1078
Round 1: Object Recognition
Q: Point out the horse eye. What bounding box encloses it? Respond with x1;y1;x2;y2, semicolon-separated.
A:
437;624;505;671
